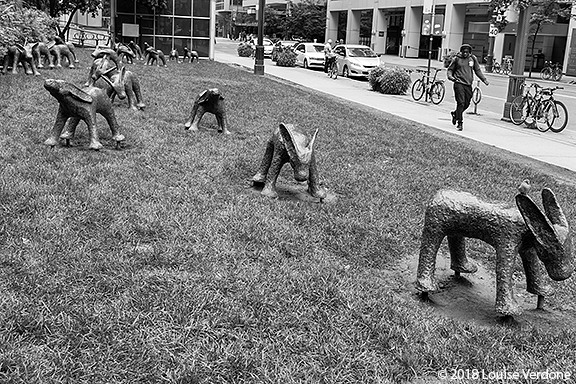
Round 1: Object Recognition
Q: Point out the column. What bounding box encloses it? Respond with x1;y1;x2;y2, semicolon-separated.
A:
443;3;465;56
403;4;422;58
326;11;339;42
372;9;387;54
347;9;361;45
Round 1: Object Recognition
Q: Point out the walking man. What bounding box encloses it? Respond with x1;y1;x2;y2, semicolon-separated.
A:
447;44;489;131
323;39;333;73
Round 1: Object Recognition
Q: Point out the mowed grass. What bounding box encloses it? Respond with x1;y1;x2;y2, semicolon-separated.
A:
0;49;576;383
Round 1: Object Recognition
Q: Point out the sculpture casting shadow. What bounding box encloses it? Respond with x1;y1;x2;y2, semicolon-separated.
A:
184;88;229;134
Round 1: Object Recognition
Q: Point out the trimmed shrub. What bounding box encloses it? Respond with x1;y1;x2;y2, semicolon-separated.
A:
276;49;296;67
237;43;253;57
368;65;411;95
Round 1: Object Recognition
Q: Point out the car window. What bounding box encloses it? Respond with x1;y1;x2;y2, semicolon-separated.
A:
348;47;377;58
296;45;304;53
311;45;324;53
334;46;345;56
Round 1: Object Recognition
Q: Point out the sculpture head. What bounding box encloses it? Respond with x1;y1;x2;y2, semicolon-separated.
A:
15;43;34;59
278;123;318;182
516;188;574;281
198;88;223;105
93;59;127;100
44;78;93;104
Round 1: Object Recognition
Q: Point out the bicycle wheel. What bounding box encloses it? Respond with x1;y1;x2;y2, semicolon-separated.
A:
553;70;563;82
411;79;425;101
540;67;552;81
472;86;482;105
546;100;568;133
329;62;338;79
493;63;501;74
534;101;551;132
429;82;445;104
509;96;529;125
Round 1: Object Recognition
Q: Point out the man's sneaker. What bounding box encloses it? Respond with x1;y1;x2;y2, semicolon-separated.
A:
457;122;463;131
451;111;457;126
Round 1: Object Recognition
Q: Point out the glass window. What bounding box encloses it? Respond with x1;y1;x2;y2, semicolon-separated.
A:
193;18;210;37
155;37;172;53
349;47;377;57
138;15;154;35
193;0;210;17
175;0;192;16
192;38;209;57
117;0;134;13
174;18;191;36
159;0;174;15
116;14;135;37
136;1;154;15
156;16;173;35
141;36;155;48
174;38;192;52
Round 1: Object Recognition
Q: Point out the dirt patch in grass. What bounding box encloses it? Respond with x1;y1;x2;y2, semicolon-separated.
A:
389;251;576;331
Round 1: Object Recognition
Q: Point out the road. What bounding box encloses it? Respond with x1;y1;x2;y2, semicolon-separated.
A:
214;38;576;145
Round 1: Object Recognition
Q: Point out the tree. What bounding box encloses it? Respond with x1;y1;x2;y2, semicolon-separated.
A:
264;7;284;38
284;0;326;42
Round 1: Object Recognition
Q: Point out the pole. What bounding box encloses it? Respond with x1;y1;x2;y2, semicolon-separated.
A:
426;2;435;102
209;0;216;60
254;0;265;75
109;0;116;48
486;35;495;72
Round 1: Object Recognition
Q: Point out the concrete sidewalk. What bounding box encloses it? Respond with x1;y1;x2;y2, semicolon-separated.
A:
214;45;576;173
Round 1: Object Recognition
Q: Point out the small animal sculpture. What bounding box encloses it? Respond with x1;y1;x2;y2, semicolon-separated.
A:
86;47;121;86
1;43;40;75
518;179;531;195
143;42;167;67
182;47;199;63
43;79;125;150
48;38;78;68
116;43;136;64
128;41;143;60
93;58;145;110
184;88;229;134
31;41;52;68
416;187;574;316
169;49;179;61
252;123;326;199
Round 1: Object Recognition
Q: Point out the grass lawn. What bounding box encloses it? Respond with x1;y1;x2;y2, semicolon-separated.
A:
0;48;576;383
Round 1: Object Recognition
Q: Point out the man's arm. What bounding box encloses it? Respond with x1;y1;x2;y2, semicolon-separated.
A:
473;56;489;85
446;58;456;82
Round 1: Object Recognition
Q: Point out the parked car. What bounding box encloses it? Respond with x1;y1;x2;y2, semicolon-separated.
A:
333;44;382;78
271;40;299;62
249;38;274;58
293;42;325;69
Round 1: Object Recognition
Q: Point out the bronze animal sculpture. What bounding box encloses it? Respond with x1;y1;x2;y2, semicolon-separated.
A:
48;38;78;68
43;79;125;150
252;123;326;199
184;88;229;134
92;58;145;110
182;47;199;63
116;43;135;64
31;41;52;68
416;187;574;317
143;43;167;67
169;49;179;61
128;41;143;60
1;43;40;75
86;47;121;86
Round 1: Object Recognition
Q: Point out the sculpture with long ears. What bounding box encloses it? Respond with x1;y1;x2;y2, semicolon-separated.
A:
143;42;167;67
252;123;326;199
47;38;78;68
182;47;199;63
1;43;40;75
416;186;574;317
32;41;52;68
184;88;229;134
92;58;145;110
43;78;125;150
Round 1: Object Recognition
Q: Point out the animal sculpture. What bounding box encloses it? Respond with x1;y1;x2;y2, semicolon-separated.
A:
184;88;229;134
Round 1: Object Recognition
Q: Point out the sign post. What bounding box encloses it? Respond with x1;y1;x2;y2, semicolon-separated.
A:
423;0;435;102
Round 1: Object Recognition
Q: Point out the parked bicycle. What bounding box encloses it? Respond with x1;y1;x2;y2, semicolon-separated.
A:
540;61;563;82
501;57;513;75
326;54;337;80
509;83;568;133
411;67;445;104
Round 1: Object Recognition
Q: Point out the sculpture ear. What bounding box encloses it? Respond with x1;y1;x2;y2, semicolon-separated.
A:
63;83;93;103
541;188;569;228
307;128;319;150
33;42;39;49
198;90;210;104
279;123;299;160
516;193;562;257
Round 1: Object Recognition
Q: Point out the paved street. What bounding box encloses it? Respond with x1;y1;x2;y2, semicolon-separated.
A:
214;38;576;172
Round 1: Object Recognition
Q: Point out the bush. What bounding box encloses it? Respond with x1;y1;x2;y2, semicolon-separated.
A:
443;50;458;68
276;49;296;67
237;43;254;57
368;65;411;95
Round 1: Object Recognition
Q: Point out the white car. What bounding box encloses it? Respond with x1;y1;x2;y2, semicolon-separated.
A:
333;44;382;78
250;38;274;58
293;42;325;69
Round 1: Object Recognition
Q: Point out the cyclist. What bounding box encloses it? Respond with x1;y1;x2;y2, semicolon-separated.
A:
447;44;489;131
323;39;333;73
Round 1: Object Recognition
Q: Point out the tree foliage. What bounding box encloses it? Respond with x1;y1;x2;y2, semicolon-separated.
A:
23;0;102;38
0;0;56;56
284;0;326;42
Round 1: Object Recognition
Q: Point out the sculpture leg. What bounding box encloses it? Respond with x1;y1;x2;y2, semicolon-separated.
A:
11;52;20;74
494;247;521;316
261;154;287;198
125;87;138;110
84;112;103;150
159;54;167;67
59;117;81;146
102;110;125;146
184;104;203;131
215;111;230;134
447;235;477;274
416;224;444;292
519;247;553;299
252;140;275;183
307;153;327;199
44;107;68;147
130;77;145;109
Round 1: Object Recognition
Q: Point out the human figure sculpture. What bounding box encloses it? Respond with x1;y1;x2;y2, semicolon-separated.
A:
92;57;145;110
182;47;199;63
184;88;229;134
43;79;125;150
128;41;143;60
143;43;167;67
1;43;40;75
252;123;326;199
169;49;179;61
416;187;574;317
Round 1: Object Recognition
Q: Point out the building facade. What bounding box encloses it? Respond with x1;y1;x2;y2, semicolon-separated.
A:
326;0;575;73
114;0;215;58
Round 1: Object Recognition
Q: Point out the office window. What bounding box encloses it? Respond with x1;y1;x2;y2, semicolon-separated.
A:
136;1;154;15
138;15;154;35
175;0;192;16
193;18;210;37
175;18;192;36
156;16;173;35
193;38;209;56
174;37;192;52
117;0;134;13
155;36;172;53
194;0;210;17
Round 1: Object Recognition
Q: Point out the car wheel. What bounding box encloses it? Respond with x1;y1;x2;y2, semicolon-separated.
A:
304;59;309;69
343;66;350;78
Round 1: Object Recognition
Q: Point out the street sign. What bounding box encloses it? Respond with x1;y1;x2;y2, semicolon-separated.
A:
489;23;498;37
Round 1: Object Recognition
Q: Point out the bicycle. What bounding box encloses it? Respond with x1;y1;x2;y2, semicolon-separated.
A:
326;54;337;79
411;67;445;104
509;83;568;133
472;80;482;105
540;61;563;82
501;57;513;75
